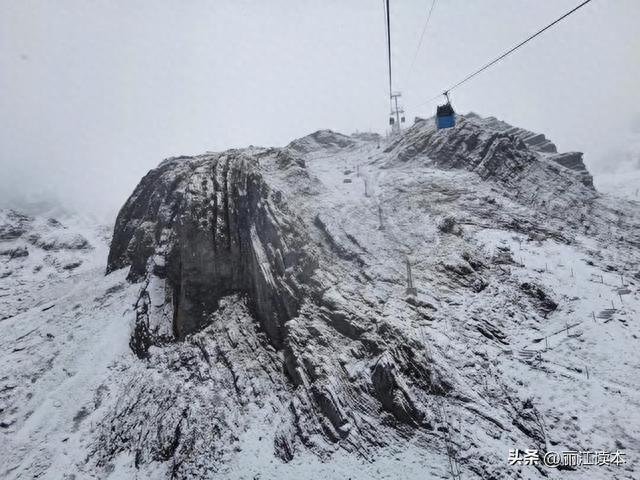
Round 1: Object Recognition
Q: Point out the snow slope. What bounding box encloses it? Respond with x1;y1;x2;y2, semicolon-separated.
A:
1;114;639;479
0;211;140;479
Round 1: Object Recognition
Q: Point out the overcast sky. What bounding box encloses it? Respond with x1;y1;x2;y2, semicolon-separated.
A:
1;0;639;219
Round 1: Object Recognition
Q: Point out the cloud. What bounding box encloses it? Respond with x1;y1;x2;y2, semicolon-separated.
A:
1;0;638;219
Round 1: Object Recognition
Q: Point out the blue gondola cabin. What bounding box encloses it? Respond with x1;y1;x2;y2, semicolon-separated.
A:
436;102;455;129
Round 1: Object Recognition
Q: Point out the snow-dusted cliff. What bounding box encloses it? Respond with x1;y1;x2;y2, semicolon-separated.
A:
1;114;639;479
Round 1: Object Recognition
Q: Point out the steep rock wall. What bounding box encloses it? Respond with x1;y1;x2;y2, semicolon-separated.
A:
108;151;315;349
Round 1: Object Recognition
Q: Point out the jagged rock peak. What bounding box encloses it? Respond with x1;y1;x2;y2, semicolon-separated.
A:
465;112;559;153
286;129;358;153
107;150;316;350
408;113;594;189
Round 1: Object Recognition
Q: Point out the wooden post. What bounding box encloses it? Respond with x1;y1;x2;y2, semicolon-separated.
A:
405;258;417;296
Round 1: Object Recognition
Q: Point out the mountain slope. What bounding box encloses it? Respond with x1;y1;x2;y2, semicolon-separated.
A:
1;114;639;479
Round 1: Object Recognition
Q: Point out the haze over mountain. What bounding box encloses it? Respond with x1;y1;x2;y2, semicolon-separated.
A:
1;0;639;218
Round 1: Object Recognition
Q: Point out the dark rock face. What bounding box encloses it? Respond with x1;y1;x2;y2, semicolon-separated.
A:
547;151;594;188
108;151;315;346
478;115;595;188
392;117;535;180
466;113;558;154
0;211;33;240
27;232;91;251
520;282;558;316
0;246;28;259
286;129;356;154
403;114;595;191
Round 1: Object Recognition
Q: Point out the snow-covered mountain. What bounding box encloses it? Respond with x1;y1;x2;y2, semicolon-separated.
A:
1;114;639;479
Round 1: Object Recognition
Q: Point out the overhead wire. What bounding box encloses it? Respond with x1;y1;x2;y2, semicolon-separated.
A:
405;0;437;90
417;0;594;106
384;0;393;108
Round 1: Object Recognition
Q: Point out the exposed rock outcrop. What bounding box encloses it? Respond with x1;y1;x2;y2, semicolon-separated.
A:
97;116;639;479
407;113;594;189
0;211;33;240
547;151;593;188
286;129;357;154
107;150;316;346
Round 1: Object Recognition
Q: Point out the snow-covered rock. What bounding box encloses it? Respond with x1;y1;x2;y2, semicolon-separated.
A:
2;114;639;479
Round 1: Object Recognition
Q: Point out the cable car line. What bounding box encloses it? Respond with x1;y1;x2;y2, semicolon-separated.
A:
418;0;594;107
406;0;437;90
384;0;393;102
384;0;405;132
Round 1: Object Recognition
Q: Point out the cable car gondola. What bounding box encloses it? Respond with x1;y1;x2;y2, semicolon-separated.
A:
436;91;455;129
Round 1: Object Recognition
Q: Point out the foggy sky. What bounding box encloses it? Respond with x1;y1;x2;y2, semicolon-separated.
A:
1;0;639;219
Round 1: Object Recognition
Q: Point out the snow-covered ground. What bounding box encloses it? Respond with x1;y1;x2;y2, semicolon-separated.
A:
1;119;639;479
0;211;140;479
261;125;640;478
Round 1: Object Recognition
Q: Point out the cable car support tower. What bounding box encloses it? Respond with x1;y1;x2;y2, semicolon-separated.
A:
390;92;404;134
384;0;404;134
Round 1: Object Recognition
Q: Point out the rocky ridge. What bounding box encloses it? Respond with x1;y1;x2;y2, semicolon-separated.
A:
95;113;640;478
3;114;638;479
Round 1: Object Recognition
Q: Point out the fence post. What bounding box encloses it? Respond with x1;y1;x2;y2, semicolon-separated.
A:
378;205;384;231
